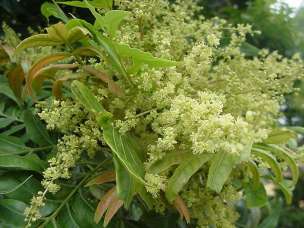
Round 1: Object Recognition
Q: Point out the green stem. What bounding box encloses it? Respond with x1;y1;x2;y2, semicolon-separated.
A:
38;159;109;227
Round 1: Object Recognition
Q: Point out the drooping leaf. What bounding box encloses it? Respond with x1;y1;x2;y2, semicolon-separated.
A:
94;10;130;37
263;128;296;144
207;152;239;193
41;2;69;22
148;151;189;174
27;53;69;94
23;109;54;146
166;153;211;202
244;181;268;208
52;72;79;98
103;196;124;226
0;153;47;172
58;0;113;9
252;148;283;183
7;64;25;101
85;170;115;187
82;65;124;96
173;195;191;224
255;144;299;186
277;180;293;205
247;160;261;188
94;187;116;224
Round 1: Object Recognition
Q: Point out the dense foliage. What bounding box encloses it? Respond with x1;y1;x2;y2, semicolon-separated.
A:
0;0;304;227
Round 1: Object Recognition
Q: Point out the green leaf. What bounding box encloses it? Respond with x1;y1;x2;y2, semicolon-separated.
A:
258;201;281;228
83;2;129;81
94;10;129;37
277;180;293;205
55;194;100;228
15;34;64;53
71;81;105;113
0;153;47;172
0;80;18;103
245;182;268;208
102;125;145;184
287;126;304;134
252;148;283;183
247;160;261;188
2;124;25;136
2;22;21;48
0;117;15;128
207;152;239;193
148;152;189;174
0;199;27;227
23;109;54;146
67;26;91;43
165;153;211;202
0;134;30;155
255;144;299;186
114;43;178;74
263;128;296;144
113;156;136;208
58;0;113;9
0;173;41;201
41;2;69;22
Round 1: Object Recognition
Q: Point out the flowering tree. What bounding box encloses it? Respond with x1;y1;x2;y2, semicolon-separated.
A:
0;0;303;227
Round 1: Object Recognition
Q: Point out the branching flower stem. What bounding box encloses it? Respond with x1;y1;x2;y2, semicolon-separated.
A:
38;159;109;227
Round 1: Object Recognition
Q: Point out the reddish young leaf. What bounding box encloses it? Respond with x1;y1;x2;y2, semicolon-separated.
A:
8;65;25;100
103;197;123;226
94;187;116;224
83;65;124;96
27;53;69;94
33;63;77;95
85;170;116;187
173;195;191;224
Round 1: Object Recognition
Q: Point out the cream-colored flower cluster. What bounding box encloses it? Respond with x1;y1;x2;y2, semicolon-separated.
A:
25;100;103;223
27;0;304;226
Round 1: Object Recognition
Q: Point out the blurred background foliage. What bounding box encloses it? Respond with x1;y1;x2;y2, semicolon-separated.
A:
1;0;304;227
